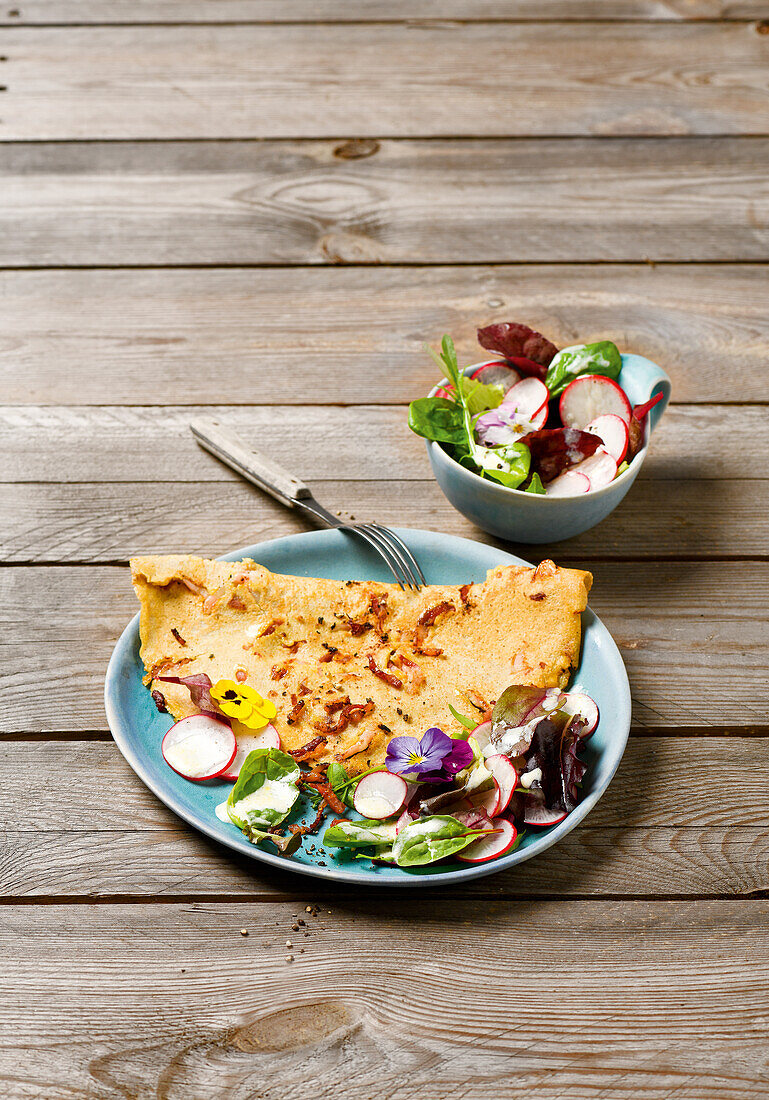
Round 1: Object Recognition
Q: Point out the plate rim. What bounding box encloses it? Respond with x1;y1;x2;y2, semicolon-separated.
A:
105;528;631;887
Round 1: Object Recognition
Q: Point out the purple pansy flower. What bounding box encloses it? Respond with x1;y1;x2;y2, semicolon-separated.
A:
385;727;474;783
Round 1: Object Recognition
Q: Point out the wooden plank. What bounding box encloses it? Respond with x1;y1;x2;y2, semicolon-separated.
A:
0;563;766;732
5;739;764;832
0;404;762;484
2;478;768;563
0;900;766;1098
2;265;768;406
2;140;769;263
6;1;769;25
1;25;769;140
0;739;766;899
6;826;766;900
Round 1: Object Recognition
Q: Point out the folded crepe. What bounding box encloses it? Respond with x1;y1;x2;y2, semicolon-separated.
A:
131;555;592;773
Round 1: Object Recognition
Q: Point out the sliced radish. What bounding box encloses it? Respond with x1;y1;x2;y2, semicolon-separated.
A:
468;360;522;394
501;377;549;420
457;819;518;863
469;720;492;753
523;802;568;827
395;807;417;834
162;714;236;781
545;470;591;497
353;771;408;820
485;755;519;816
559;692;599;738
221;725;281;780
559;375;632;428
467;780;500;818
584;413;629;464
572;447;618;490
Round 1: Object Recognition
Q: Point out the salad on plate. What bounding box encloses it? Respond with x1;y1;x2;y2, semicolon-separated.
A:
161;675;599;870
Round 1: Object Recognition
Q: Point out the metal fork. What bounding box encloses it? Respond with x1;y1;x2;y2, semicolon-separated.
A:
190;418;425;590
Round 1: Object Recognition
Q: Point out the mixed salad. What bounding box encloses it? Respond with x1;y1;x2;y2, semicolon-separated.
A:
408;322;663;496
157;673;598;871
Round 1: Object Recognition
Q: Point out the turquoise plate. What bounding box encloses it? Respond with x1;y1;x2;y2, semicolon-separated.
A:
105;528;630;887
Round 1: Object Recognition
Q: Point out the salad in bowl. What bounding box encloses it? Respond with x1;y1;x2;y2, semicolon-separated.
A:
409;322;671;541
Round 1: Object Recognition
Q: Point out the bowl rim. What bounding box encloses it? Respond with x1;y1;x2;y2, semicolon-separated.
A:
427;360;650;502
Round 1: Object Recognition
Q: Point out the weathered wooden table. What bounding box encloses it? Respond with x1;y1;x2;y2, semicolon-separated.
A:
2;3;768;1096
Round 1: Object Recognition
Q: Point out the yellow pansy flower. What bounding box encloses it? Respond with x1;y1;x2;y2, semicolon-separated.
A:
211;679;277;730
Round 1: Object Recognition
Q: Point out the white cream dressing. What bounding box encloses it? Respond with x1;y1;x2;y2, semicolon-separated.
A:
231;779;297;817
520;767;543;789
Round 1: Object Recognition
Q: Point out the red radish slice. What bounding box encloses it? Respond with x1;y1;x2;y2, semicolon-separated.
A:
221;725;281;780
633;392;665;422
353;771;408;820
501;377;549;419
395;807;417;834
573;447;618;490
545;470;591;497
559;375;632;428
584;413;629;463
468;361;522;394
523;803;568;827
434;384;454;400
469;720;492;753
457;819;518;863
162;715;236;781
468;780;500;817
559;692;599;739
485;755;519;816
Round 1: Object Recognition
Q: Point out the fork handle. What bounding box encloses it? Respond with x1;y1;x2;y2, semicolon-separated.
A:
190;417;312;506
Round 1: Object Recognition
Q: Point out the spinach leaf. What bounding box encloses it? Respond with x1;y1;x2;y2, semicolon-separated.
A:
226;747;301;830
392;815;490;867
326;761;357;808
545;341;622;398
323;819;398;848
525;472;546;495
408;396;466;444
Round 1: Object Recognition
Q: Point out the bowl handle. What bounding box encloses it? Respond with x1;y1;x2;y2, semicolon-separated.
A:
636;361;672;434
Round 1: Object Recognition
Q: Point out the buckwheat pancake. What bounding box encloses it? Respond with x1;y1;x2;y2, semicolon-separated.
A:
131;555;592;773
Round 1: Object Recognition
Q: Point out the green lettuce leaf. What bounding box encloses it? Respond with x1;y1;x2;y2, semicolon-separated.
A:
525;472;546;495
323;819;399;848
392;815;490;867
545;341;622;398
226;747;301;830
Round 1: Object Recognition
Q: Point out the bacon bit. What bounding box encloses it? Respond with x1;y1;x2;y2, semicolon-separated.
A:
170;627;187;646
370;593;389;632
317;700;374;735
149;655;193;678
367;655;403;689
282;640;305;655
288;734;327;760
347;619;373;637
303;766;328;784
529;592;546;601
533;560;558;582
413;600;454;655
287;800;329;838
178;575;206;597
260;619;284;637
466;690;492;722
228;596;247;611
287;698;306;725
334;727;376;762
270;664;289;681
299;779;346;815
235;667;248;683
151;690;167;713
319;644;338;664
202;585;227;614
334;652;353;664
459;583;472;608
298;681;311;697
389;652;426;694
325;696;350;715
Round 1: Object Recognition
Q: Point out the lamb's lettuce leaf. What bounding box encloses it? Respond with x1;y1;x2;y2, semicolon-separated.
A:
226;748;301;830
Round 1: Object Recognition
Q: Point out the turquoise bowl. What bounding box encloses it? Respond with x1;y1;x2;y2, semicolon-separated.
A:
426;354;671;543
